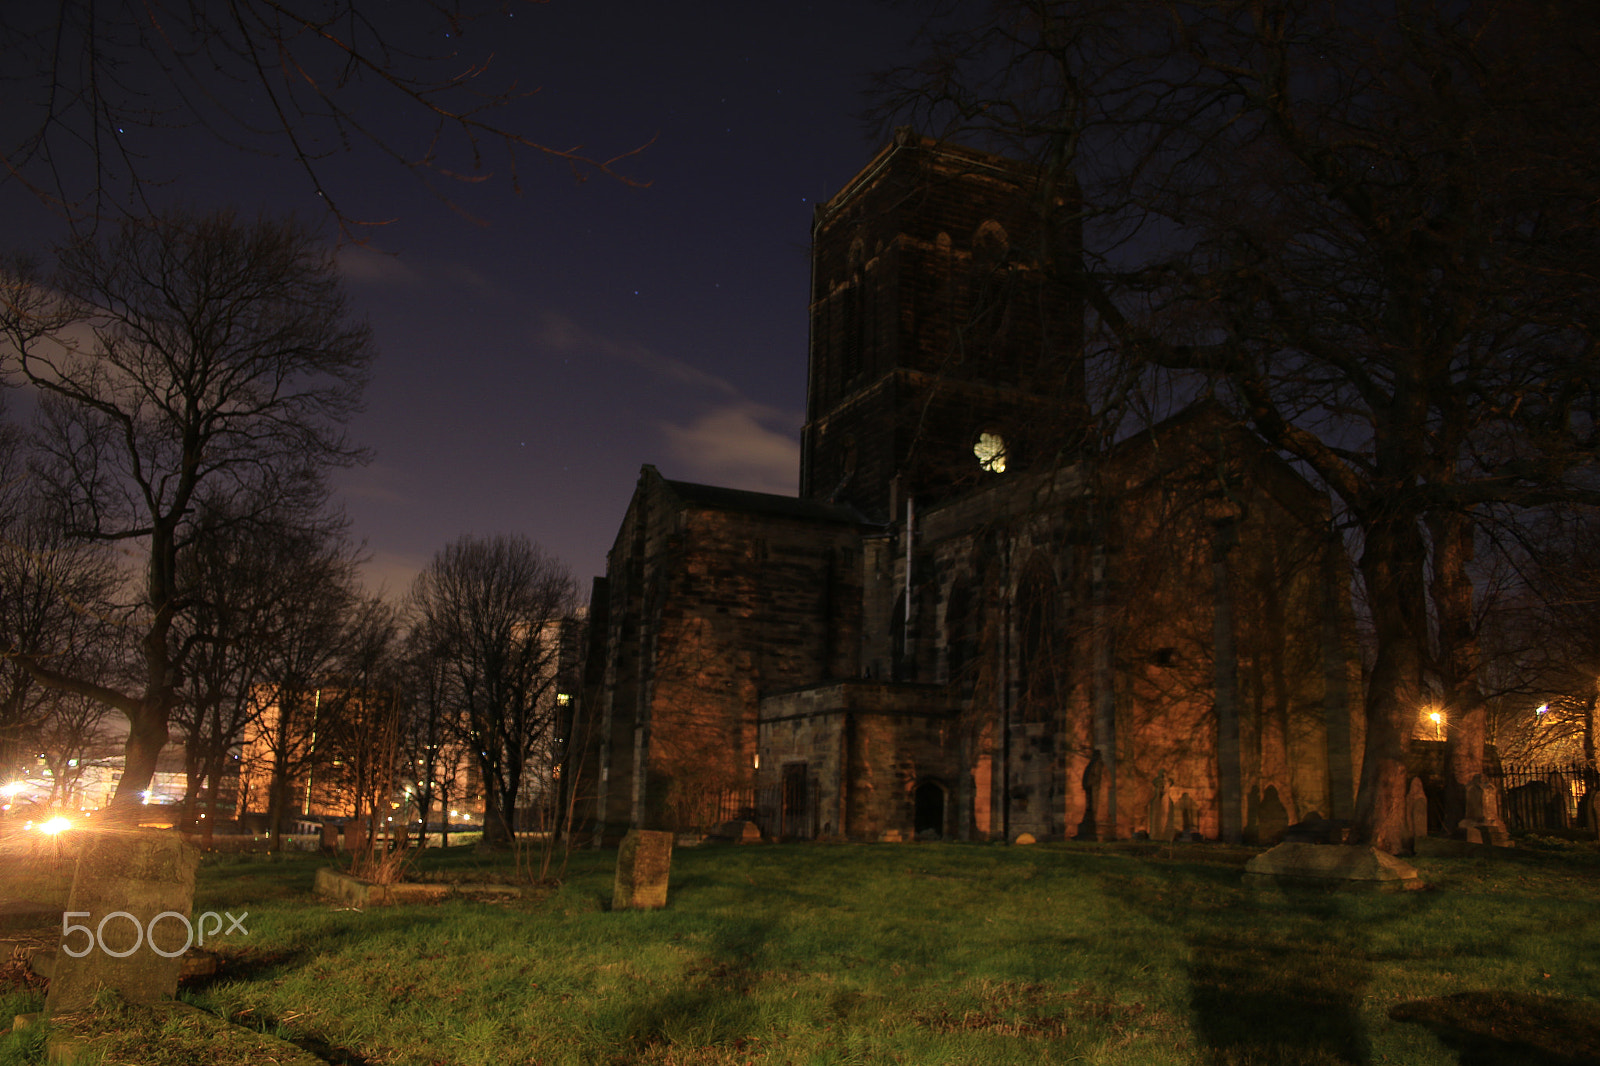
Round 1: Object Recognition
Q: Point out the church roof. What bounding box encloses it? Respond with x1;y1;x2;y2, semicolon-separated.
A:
657;474;867;526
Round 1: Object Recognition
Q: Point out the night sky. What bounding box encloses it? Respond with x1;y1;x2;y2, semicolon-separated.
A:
3;1;925;597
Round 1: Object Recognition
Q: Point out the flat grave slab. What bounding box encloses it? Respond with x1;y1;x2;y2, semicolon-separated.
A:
1244;842;1423;891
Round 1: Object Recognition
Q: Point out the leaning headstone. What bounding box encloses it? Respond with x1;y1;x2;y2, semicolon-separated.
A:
612;829;674;910
1406;777;1430;841
1244;842;1422;891
45;829;201;1013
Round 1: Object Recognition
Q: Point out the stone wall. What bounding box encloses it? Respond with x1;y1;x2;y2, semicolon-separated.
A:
759;681;960;841
585;468;864;841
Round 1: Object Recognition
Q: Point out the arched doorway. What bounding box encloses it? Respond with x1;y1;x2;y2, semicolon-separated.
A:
914;780;947;839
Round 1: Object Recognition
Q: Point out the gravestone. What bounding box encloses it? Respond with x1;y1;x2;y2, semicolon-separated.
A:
613;829;674;910
343;821;367;855
710;820;762;844
45;829;201;1013
1255;785;1290;845
320;823;340;853
1244;842;1422;891
1459;774;1512;846
1406;777;1430;841
1147;772;1173;841
1176;794;1199;837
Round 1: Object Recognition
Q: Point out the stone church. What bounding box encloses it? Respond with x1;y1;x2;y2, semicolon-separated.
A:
576;130;1361;845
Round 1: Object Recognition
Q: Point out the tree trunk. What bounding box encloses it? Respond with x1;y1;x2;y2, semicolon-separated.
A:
109;701;171;822
1212;518;1243;844
1354;518;1429;853
203;755;221;846
1431;510;1488;836
1320;527;1356;820
480;750;512;848
110;525;182;816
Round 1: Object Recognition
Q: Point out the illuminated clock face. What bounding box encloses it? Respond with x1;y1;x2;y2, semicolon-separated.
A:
974;432;1007;473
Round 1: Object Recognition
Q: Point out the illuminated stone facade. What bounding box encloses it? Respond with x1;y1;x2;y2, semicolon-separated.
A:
580;132;1360;844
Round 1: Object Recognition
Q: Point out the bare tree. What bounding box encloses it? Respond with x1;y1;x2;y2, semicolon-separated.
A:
879;1;1600;852
0;445;122;784
1481;510;1600;767
34;691;117;810
3;0;646;234
408;533;577;850
321;595;404;850
397;626;473;848
246;528;365;851
0;210;373;820
170;494;351;841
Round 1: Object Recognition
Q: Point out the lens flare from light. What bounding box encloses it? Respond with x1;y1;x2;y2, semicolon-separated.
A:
38;817;72;836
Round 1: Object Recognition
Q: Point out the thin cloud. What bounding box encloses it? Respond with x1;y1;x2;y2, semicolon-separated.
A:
359;548;430;602
659;402;800;495
337;246;423;287
535;311;740;398
441;261;497;294
534;311;800;494
336;463;411;506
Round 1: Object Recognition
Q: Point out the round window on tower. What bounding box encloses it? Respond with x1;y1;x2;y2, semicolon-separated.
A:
974;432;1007;473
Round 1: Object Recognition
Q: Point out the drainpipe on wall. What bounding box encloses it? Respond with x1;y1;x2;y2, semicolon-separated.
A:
904;497;915;676
1001;537;1013;843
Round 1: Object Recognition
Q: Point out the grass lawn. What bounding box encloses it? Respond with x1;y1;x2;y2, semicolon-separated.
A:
3;837;1599;1065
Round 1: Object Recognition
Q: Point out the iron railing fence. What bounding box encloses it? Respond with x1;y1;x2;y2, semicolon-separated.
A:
693;783;821;840
1489;761;1599;834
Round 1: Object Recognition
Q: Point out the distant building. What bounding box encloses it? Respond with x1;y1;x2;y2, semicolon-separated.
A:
577;131;1360;844
237;685;483;831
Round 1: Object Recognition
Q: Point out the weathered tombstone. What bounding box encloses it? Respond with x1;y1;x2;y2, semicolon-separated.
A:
1176;794;1199;837
1147;772;1171;841
709;820;762;844
1255;785;1290;845
1157;799;1178;842
343;821;367;855
612;829;673;910
1406;777;1430;842
319;823;339;854
45;829;201;1013
1459;774;1512;846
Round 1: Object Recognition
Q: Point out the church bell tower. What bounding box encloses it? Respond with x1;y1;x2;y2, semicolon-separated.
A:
800;129;1086;522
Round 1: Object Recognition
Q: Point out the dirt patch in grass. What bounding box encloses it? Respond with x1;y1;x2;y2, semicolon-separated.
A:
1389;990;1600;1065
